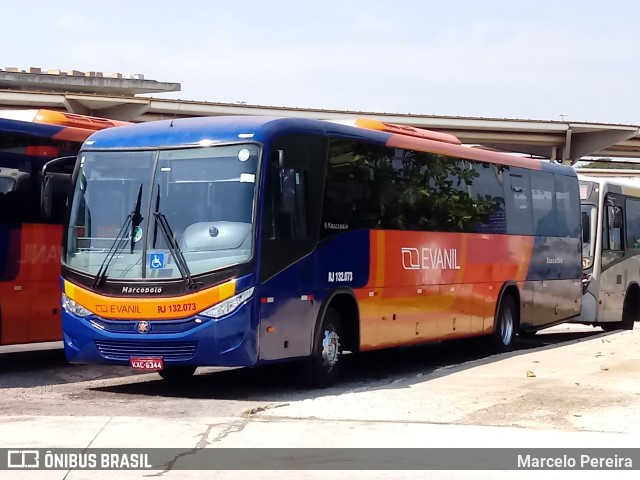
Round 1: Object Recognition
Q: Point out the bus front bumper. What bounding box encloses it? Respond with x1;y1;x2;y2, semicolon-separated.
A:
61;302;258;367
572;292;597;324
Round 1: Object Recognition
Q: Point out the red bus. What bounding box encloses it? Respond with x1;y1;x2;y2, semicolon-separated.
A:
0;109;126;345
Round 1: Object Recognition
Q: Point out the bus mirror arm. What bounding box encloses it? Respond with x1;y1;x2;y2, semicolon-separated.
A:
276;149;285;169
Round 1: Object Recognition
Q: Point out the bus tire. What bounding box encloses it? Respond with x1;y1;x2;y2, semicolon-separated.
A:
493;295;517;351
621;292;639;330
603;290;640;331
158;366;197;383
600;323;620;332
309;308;342;388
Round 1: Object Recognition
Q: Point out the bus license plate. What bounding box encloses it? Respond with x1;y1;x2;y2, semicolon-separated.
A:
130;357;164;371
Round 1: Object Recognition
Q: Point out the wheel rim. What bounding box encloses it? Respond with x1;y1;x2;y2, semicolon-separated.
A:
321;327;340;371
501;308;514;345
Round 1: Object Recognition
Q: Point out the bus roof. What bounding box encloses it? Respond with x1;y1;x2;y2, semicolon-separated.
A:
578;173;640;196
82;115;575;175
0;109;128;143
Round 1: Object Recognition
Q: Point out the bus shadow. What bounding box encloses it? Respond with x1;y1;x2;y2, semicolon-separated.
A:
89;326;607;401
0;347;66;372
0;346;139;388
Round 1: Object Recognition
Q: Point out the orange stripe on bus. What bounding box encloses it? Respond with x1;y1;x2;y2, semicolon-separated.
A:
375;230;385;287
63;280;236;320
368;230;378;287
353;231;535;350
386;135;543;170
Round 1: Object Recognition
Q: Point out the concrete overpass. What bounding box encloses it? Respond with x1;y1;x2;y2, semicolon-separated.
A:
1;69;639;165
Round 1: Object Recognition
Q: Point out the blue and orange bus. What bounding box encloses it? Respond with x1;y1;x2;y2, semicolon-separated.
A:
58;116;583;386
0;109;126;345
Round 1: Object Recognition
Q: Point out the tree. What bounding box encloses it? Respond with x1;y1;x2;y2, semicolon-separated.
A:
580;158;640;170
360;147;496;232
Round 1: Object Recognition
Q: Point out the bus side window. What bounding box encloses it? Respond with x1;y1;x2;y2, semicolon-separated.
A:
468;162;506;234
505;169;534;235
625;198;640;249
264;164;308;240
603;204;623;251
322;139;377;237
530;171;555;236
554;173;581;237
3;188;38;223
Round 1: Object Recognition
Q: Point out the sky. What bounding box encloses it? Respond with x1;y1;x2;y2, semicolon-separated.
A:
4;0;640;125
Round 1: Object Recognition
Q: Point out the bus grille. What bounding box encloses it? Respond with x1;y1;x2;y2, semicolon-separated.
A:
90;318;208;334
94;340;198;361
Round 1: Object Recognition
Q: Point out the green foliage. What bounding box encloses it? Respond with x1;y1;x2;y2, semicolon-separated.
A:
357;146;496;232
580;158;640;170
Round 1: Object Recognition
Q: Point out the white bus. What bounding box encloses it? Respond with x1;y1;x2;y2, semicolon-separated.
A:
576;173;640;330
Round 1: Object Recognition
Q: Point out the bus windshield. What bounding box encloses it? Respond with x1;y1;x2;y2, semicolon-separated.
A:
0;175;16;193
64;144;259;280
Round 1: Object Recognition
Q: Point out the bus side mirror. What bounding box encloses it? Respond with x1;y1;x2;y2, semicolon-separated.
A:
272;150;296;213
581;211;590;243
40;156;76;221
613;208;623;228
41;172;72;221
279;168;297;213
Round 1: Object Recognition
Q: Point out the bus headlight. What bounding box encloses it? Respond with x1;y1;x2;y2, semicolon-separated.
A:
201;287;254;319
62;293;92;318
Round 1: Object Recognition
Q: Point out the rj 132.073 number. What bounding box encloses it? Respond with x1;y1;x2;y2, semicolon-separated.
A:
328;271;353;282
157;303;197;314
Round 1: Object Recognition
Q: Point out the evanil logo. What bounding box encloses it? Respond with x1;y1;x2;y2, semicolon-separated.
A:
401;247;461;271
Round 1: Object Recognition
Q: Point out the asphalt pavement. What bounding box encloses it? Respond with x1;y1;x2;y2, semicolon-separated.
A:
0;323;638;480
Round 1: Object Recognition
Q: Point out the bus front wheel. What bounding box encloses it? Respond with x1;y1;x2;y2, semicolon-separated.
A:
309;308;343;388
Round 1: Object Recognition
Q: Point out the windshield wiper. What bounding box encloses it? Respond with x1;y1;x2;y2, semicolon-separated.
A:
93;184;143;289
153;210;201;290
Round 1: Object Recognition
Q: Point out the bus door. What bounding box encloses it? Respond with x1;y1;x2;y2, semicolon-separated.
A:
258;137;326;361
599;193;626;323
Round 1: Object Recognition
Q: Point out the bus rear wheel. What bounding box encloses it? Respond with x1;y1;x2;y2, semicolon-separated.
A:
600;323;620;332
493;296;517;351
308;308;343;388
158;366;197;383
603;292;640;331
621;294;639;330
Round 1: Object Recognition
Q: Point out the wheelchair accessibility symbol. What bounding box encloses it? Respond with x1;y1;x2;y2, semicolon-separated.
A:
149;252;166;269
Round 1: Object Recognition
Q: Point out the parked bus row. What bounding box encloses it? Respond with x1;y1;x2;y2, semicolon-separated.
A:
2;111;638;387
